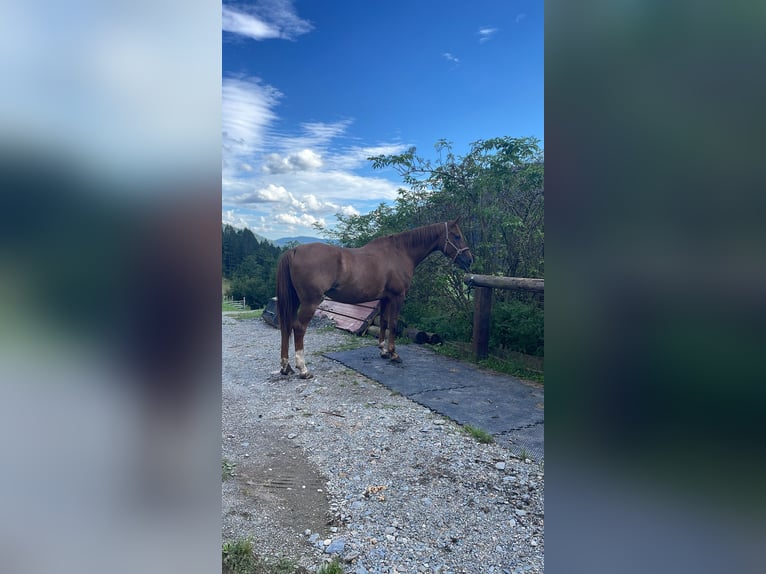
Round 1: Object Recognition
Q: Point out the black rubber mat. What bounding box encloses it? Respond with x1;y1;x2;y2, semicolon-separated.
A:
324;344;544;460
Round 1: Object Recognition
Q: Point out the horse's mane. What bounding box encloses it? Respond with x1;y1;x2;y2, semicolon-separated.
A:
368;223;442;249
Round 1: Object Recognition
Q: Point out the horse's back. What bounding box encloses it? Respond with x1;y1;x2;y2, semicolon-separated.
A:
286;243;344;296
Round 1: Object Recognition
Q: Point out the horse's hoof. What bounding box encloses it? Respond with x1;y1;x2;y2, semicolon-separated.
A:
280;365;295;376
299;371;314;380
390;354;402;364
380;352;391;360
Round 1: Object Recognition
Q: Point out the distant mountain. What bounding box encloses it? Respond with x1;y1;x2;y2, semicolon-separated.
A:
274;236;328;247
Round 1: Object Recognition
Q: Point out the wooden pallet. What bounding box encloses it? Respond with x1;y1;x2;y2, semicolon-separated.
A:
316;298;380;335
262;297;380;335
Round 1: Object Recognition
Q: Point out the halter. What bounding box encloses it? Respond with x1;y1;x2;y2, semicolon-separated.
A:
443;221;470;262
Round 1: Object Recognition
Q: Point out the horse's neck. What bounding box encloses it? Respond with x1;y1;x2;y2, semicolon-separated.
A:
399;225;442;267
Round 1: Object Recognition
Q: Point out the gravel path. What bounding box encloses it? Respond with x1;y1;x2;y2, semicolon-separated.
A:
222;314;544;573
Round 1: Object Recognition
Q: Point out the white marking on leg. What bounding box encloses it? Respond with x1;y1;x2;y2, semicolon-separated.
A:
295;349;308;375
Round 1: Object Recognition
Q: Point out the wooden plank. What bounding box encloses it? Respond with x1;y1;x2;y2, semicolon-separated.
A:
264;297;380;334
317;300;380;321
464;274;544;292
315;298;381;335
472;286;492;360
323;314;367;333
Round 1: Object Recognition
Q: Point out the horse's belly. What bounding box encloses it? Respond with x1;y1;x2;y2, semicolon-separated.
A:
324;287;382;304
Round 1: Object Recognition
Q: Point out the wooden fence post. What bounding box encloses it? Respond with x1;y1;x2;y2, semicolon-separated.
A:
472;286;492;361
464;274;544;362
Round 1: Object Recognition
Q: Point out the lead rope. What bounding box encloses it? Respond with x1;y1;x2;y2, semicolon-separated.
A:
443;221;470;262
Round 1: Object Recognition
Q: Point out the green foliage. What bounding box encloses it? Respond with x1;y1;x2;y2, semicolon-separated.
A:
229;309;264;321
223;301;246;312
490;298;545;356
365;136;544;278
223;225;284;310
222;538;309;574
478;355;544;385
222;538;257;574
434;342;544;384
463;424;495;444
267;558;300;574
318;136;544;360
222;459;236;480
316;559;345;574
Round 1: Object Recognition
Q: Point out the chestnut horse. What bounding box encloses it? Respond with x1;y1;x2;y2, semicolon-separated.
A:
276;219;473;378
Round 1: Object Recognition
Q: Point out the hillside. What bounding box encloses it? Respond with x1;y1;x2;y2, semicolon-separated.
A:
274;236;327;247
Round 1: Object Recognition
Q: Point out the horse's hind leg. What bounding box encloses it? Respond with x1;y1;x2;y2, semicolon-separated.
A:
293;301;319;379
280;324;295;375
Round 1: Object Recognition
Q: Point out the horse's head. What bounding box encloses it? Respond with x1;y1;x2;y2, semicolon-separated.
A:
443;218;474;271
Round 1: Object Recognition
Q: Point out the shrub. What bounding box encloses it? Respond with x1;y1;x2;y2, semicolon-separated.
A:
489;299;544;356
222;538;257;574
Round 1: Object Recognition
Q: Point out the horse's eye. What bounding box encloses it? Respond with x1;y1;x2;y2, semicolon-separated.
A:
454;234;461;241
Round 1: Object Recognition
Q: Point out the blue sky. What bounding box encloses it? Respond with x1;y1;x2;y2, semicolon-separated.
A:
222;0;543;240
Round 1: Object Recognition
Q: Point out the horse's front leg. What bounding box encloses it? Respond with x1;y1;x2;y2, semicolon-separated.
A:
385;298;403;363
378;300;390;358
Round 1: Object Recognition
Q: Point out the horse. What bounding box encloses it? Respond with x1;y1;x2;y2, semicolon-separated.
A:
276;218;473;379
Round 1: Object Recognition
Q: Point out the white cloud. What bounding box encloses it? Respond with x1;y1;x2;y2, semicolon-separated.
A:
338;204;360;217
222;2;312;41
275;212;325;229
478;27;499;44
222;6;281;40
272;170;401;203
231;183;303;210
262;148;323;173
515;13;527;24
222;209;251;229
221;79;409;239
269;119;354;153
328;143;409;171
442;52;460;64
300;193;359;217
302;194;324;211
222;76;281;176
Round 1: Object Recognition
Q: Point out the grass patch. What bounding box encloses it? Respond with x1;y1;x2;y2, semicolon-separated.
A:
363;402;399;410
264;558;301;574
435;343;544;384
463;424;494;444
222;459;236;481
317;559;344;574
222;538;258;574
222;538;311;574
479;355;543;384
229;309;264;320
320;333;369;353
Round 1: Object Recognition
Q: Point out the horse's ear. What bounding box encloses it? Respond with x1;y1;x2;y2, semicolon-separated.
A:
452;216;461;225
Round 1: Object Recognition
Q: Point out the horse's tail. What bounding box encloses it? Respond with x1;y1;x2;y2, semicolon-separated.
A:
276;249;299;336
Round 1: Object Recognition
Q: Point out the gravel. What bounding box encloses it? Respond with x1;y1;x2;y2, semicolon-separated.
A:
222;314;544;573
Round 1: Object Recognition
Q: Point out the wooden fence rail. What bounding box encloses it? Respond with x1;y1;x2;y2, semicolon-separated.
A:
463;274;544;361
223;296;246;310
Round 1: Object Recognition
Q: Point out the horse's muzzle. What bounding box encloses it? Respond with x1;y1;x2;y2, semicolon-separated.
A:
456;252;473;271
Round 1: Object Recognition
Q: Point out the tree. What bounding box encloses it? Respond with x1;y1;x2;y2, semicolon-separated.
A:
316;136;544;347
222;225;284;308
